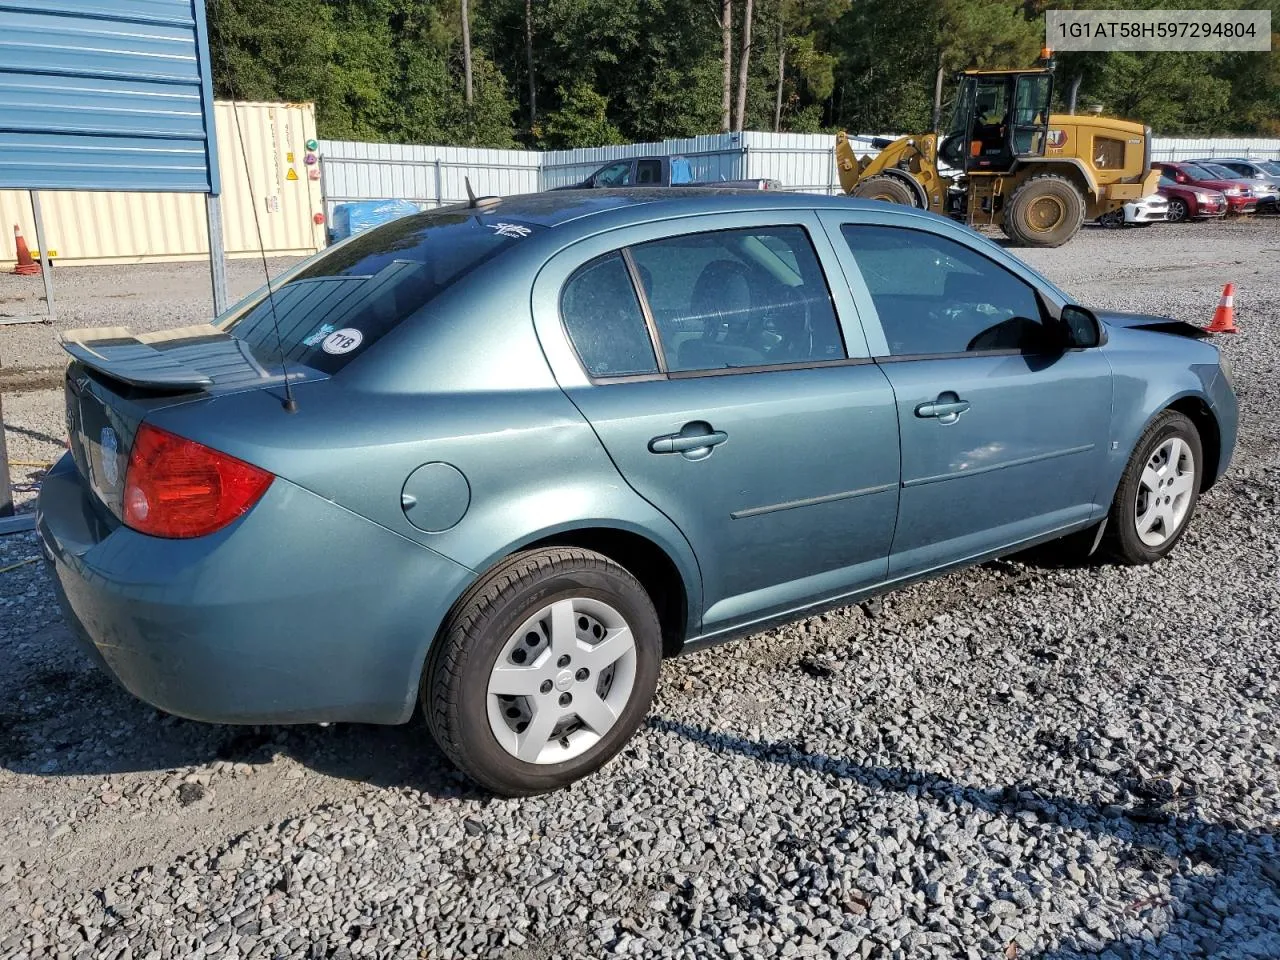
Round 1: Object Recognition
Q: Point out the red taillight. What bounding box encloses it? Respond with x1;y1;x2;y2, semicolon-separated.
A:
123;424;273;538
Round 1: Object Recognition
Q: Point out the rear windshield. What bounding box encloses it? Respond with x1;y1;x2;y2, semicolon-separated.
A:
219;210;542;373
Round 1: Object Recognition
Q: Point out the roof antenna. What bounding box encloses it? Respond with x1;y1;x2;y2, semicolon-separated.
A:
465;176;478;207
214;8;297;413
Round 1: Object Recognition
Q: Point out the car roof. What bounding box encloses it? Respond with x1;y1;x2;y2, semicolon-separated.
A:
462;188;900;229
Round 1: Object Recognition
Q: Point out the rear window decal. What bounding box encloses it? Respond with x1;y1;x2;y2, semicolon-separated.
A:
302;323;336;347
490;223;532;238
322;328;364;355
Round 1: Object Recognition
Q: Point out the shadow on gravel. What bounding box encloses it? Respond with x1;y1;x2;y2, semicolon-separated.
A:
0;624;484;801
649;717;1280;959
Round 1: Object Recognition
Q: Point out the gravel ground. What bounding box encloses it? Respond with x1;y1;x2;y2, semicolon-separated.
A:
1;220;1278;959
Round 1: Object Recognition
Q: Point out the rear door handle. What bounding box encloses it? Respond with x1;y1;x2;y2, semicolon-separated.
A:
914;396;970;423
648;424;728;457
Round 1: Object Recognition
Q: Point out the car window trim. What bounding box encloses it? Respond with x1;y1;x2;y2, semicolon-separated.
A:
620;247;669;374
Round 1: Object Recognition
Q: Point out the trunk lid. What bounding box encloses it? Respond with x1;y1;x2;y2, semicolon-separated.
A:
60;325;325;519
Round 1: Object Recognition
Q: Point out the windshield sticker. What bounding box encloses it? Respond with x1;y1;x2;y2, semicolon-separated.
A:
489;222;532;238
302;323;336;347
322;328;364;355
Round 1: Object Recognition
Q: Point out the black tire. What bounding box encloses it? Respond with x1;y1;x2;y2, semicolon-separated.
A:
1097;209;1126;229
423;547;662;795
852;175;919;207
1166;197;1189;223
1003;173;1086;247
1102;411;1202;565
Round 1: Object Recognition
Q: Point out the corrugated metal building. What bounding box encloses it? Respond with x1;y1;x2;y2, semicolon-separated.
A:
1;101;326;266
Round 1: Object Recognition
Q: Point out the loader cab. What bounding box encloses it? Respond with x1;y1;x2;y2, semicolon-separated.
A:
939;69;1053;174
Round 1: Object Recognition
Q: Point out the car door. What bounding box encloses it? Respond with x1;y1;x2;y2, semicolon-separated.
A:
532;212;901;636
818;213;1113;578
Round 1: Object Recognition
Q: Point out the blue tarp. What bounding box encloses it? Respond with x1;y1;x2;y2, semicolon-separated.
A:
329;200;421;242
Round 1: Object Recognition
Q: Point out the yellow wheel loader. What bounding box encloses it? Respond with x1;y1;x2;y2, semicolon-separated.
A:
835;55;1160;247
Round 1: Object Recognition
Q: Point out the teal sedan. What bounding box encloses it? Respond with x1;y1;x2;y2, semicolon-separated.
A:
37;190;1237;795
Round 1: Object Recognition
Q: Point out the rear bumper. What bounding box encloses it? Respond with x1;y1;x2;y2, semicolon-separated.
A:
36;453;474;725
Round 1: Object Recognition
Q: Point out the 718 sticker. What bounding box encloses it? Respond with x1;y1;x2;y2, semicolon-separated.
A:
322;328;363;355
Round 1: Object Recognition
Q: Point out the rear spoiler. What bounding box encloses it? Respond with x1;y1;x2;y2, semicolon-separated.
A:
60;326;280;391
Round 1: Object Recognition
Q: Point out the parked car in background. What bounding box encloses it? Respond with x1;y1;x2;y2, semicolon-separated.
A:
1097;193;1168;228
1153;162;1258;215
1157;172;1228;222
553;155;781;191
1190;158;1280;212
38;191;1237;795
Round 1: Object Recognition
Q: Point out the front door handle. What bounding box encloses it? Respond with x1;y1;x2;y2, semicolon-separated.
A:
648;422;728;458
914;394;970;423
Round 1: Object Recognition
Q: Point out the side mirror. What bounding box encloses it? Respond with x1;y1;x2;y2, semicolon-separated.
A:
1061;304;1103;348
1175;173;1188;183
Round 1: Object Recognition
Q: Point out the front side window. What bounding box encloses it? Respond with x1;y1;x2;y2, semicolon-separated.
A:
594;162;632;187
628;226;846;372
560;253;658;377
840;225;1052;356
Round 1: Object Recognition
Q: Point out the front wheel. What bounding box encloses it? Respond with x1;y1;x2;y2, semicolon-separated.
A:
852;175;919;207
1097;208;1126;229
1103;411;1202;564
1166;197;1189;223
424;547;662;795
1003;173;1086;247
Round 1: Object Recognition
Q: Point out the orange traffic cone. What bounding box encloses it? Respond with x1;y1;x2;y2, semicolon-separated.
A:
1206;283;1237;334
12;224;39;276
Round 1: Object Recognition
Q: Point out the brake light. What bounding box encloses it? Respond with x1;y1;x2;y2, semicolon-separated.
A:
123;424;273;538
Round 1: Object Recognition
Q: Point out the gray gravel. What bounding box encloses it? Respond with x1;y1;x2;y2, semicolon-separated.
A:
1;219;1278;959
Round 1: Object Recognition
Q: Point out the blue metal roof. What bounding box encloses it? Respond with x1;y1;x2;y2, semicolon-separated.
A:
0;0;220;192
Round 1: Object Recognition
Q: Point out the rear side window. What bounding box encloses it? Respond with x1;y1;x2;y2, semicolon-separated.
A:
220;212;541;374
629;226;845;372
840;225;1051;356
636;159;662;184
560;253;659;377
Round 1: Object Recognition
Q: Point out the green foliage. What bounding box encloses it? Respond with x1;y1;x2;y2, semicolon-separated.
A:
539;83;624;147
208;0;1280;148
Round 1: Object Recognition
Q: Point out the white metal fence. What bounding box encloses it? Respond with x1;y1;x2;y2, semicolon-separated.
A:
319;132;1280;214
317;140;540;215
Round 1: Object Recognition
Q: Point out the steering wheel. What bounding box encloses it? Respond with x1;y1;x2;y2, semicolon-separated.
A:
758;285;814;361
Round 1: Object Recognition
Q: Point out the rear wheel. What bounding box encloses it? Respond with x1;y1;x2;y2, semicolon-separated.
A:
1103;411;1202;565
424;548;662;795
852;175;919;207
1166;197;1189;223
1003;173;1086;247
